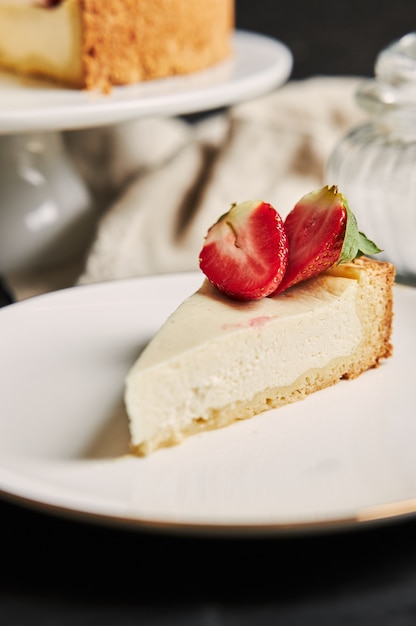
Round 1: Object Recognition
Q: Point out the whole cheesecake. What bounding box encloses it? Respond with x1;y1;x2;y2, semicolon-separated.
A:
0;0;234;91
125;257;395;456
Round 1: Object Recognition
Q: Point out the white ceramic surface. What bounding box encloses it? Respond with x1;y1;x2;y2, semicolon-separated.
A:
0;31;293;133
0;272;415;536
0;132;96;273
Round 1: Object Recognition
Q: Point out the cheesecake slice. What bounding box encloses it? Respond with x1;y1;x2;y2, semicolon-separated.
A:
0;0;234;91
125;257;395;456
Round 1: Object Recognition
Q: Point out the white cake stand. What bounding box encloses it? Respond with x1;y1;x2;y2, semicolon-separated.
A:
0;31;292;274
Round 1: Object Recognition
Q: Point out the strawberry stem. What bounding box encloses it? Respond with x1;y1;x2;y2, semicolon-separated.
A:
338;196;382;264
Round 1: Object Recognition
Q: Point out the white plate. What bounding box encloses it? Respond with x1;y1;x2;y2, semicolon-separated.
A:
1;273;415;536
0;31;292;133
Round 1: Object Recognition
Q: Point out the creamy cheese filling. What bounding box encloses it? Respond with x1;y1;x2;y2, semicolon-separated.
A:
125;275;362;448
0;0;82;83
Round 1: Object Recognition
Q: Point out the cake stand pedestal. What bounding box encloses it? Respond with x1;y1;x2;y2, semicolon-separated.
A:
0;31;292;276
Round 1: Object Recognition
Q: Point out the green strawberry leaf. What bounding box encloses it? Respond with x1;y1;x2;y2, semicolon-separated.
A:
356;231;383;257
337;196;382;264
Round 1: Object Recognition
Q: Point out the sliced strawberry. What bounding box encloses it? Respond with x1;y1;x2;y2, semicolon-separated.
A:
199;200;289;300
274;185;381;294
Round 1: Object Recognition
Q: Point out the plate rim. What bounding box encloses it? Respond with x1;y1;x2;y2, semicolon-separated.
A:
3;480;416;538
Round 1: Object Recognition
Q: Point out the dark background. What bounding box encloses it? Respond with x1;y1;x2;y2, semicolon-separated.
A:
2;2;416;624
236;0;414;79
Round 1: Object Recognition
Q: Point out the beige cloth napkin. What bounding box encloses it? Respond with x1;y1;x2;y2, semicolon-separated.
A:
6;76;366;301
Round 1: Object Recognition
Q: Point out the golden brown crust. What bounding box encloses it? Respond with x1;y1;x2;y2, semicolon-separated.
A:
326;257;395;375
81;0;234;91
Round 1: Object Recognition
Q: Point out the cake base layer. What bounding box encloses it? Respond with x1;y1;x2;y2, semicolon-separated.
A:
126;258;395;455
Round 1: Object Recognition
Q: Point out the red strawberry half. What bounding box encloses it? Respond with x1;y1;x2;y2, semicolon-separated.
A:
199;200;289;300
274;185;381;294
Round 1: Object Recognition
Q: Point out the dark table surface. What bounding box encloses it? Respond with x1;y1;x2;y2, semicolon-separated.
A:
2;1;416;624
2;496;416;625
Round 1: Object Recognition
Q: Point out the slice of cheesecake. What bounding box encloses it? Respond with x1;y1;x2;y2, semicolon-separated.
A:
0;0;234;91
125;257;395;456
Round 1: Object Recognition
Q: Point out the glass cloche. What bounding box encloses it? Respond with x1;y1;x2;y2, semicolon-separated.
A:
326;32;416;282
